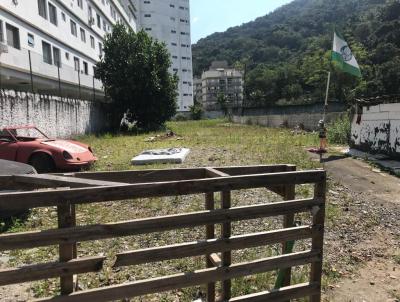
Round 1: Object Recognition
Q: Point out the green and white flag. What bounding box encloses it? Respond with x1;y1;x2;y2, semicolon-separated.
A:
332;31;362;77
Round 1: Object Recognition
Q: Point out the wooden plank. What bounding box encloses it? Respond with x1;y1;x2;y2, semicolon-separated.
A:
62;168;207;184
0;170;326;211
58;204;76;295
0;256;105;286
35;250;321;302
114;226;314;267
310;179;326;302
221;190;232;300
13;174;128;188
0;198;321;251
281;165;297;292
229;282;320;302
208;253;222;267
214;165;294;176
205;192;216;302
205;168;230;178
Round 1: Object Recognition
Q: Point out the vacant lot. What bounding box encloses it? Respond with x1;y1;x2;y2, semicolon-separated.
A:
2;120;398;301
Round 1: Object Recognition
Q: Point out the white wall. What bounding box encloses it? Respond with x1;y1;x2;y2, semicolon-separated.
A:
0;89;107;137
351;103;400;156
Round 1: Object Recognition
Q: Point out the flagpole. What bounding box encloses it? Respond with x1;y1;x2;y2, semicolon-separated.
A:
323;71;331;121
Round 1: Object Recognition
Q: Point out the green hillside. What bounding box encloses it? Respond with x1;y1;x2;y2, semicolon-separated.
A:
192;0;400;106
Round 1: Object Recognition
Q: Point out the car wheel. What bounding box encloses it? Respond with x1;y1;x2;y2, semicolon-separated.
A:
29;153;55;174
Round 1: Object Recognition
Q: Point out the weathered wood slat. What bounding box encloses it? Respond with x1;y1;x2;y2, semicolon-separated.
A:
0;170;326;210
221;190;232;300
208;253;222;267
35;250;320;302
0;198;321;251
205;167;230;178
61;168;207;184
13;174;128;188
205;192;216;302
114;226;314;267
213;165;294;176
0;256;105;286
310;180;326;302
229;282;320;302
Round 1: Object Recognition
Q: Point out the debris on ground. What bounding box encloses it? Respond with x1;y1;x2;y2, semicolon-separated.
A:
144;130;183;142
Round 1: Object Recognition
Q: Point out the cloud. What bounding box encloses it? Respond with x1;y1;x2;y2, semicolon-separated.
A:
192;17;200;23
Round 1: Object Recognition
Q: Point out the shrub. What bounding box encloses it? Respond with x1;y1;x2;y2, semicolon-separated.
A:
328;114;351;145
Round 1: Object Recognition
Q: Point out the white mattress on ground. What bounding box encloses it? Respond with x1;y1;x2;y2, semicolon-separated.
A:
131;148;190;165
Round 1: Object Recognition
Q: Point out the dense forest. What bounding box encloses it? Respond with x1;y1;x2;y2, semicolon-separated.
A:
192;0;400;106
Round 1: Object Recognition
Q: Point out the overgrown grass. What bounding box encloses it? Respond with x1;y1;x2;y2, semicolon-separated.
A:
327;114;351;145
5;120;331;300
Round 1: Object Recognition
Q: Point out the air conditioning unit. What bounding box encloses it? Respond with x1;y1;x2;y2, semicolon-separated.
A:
0;43;8;54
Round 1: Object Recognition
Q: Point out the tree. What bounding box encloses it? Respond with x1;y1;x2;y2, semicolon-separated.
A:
95;24;178;130
217;92;229;116
189;100;204;120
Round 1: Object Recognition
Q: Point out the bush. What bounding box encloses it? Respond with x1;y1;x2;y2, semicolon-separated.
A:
175;114;188;121
328;115;351;145
189;102;203;120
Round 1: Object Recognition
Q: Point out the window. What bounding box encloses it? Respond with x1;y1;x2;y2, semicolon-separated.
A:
103;20;106;31
53;46;61;67
70;20;77;36
61;12;66;21
6;23;20;49
97;14;101;28
0;20;4;42
80;28;86;42
27;33;34;47
77;0;83;9
65;52;70;60
48;2;57;26
83;61;88;75
42;41;52;64
144;14;151;17
90;35;95;48
38;0;47;19
98;42;103;56
74;57;80;71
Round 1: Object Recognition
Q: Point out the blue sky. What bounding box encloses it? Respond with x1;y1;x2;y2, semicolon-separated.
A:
190;0;294;43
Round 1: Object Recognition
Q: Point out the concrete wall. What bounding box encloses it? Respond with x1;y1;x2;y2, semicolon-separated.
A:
351;103;400;158
232;112;344;130
0;89;107;138
231;102;346;130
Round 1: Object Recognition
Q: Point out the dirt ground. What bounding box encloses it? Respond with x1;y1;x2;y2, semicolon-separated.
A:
319;154;400;302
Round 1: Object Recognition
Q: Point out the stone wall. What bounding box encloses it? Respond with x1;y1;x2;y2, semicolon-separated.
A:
231;102;347;130
351;102;400;158
0;89;108;138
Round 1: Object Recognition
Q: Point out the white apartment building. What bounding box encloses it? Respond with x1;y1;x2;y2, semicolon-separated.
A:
134;0;193;112
0;0;137;100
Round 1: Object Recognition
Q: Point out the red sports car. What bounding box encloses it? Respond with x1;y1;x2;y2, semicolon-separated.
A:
0;125;97;173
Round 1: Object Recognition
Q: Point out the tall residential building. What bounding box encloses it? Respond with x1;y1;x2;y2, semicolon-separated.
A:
0;0;138;100
134;0;193;112
200;61;244;109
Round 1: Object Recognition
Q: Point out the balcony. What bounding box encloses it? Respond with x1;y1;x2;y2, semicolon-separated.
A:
0;45;105;101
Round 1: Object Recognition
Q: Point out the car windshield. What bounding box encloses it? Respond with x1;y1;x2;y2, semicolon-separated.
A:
0;128;49;141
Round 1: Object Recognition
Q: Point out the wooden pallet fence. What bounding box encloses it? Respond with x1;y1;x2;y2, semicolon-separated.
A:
0;165;326;302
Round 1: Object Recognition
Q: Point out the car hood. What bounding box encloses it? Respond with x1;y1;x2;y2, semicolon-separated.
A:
41;140;88;154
